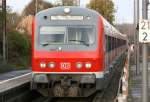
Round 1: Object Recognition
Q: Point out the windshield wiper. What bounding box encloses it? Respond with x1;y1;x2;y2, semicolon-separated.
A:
41;40;90;47
69;40;89;46
41;42;51;46
41;42;62;51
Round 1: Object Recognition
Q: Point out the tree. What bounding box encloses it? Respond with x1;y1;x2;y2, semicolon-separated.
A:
87;0;115;24
22;0;53;16
17;15;33;35
18;0;54;35
62;0;78;6
7;12;21;31
7;30;31;67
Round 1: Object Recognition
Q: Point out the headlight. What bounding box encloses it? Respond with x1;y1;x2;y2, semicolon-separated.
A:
48;62;55;68
85;63;92;69
40;62;46;68
76;62;82;69
64;8;71;14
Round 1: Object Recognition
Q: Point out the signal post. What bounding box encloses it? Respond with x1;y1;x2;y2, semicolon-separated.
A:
139;0;149;102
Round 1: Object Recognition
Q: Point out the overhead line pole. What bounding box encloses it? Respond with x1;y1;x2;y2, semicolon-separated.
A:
134;0;137;71
136;0;140;75
2;0;6;62
142;0;149;102
134;0;140;75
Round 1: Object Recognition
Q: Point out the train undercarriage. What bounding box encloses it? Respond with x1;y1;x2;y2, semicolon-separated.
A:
31;73;105;97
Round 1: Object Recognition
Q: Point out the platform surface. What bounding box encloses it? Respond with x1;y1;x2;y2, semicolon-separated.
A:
0;69;30;81
0;69;31;93
128;63;150;102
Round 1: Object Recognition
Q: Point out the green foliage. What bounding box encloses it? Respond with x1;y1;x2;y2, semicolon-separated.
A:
0;5;31;72
0;7;21;61
0;61;29;73
7;10;31;67
7;30;31;67
87;0;115;24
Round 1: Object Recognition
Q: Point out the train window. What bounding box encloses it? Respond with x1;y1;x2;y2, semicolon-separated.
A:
105;35;126;52
39;26;95;46
40;26;66;44
68;27;94;45
105;35;111;52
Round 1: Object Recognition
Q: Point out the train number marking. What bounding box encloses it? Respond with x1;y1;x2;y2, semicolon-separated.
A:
141;21;146;30
143;32;148;41
139;19;150;43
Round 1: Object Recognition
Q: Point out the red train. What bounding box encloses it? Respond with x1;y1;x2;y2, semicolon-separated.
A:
31;7;127;97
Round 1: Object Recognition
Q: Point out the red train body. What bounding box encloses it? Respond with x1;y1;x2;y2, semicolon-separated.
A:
31;7;127;97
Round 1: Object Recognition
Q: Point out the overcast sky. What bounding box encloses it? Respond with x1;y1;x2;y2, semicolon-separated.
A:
7;0;134;24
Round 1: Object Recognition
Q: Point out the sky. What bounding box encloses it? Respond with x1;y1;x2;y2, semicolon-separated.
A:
113;0;134;24
7;0;134;24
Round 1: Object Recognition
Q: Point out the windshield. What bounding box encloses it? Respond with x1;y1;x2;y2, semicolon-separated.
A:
39;26;95;46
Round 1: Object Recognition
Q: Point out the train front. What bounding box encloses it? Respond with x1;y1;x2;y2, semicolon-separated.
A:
31;7;104;97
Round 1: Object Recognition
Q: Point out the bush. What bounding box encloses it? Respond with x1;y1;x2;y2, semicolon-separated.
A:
7;30;31;67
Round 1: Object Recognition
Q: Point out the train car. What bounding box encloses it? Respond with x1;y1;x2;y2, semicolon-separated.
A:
31;6;127;97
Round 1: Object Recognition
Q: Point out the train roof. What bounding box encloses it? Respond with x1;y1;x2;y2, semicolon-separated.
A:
36;6;101;17
102;17;127;40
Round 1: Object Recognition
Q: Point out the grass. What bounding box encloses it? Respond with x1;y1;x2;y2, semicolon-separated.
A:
0;54;31;73
0;62;30;73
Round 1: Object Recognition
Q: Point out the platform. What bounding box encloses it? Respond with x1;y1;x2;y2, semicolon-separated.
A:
0;69;30;81
128;63;150;102
0;70;31;93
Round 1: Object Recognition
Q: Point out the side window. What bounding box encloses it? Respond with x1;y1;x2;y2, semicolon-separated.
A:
104;29;127;52
110;36;112;50
105;35;109;52
112;37;114;50
105;35;111;52
115;38;117;49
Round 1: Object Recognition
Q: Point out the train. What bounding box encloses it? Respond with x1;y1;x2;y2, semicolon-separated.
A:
31;6;127;97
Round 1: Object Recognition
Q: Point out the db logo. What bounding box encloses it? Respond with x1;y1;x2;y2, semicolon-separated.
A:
60;62;71;70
